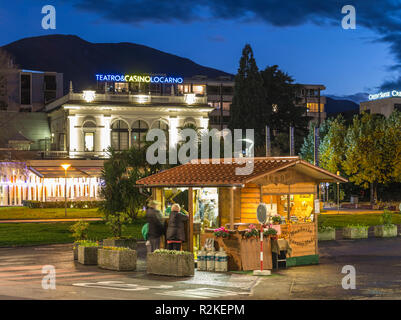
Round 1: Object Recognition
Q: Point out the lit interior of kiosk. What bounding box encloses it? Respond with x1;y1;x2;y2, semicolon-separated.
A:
137;157;347;270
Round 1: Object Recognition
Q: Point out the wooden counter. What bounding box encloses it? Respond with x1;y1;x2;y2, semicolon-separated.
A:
200;231;272;271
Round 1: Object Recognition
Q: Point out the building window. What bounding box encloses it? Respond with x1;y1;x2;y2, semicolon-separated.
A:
132;120;149;149
307;103;323;113
44;75;57;103
151;120;169;149
84;132;94;152
21;74;31;105
111;120;129;151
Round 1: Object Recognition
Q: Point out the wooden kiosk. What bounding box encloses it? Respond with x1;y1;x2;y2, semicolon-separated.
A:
137;156;347;271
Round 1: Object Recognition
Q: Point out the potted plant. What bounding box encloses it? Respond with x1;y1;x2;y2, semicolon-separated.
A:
102;212;137;250
147;249;194;277
374;210;398;238
272;216;282;225
213;226;230;238
78;241;100;265
98;246;137;271
263;228;277;237
342;225;369;239
69;220;90;260
318;223;336;241
243;224;259;238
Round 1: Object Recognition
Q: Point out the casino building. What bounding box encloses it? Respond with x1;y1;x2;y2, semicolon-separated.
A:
45;73;213;159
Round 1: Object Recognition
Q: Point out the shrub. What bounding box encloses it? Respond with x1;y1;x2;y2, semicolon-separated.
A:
102;246;131;251
69;220;89;240
381;209;393;226
77;240;99;247
272;216;282;224
346;225;369;230
22;200;101;209
153;249;192;255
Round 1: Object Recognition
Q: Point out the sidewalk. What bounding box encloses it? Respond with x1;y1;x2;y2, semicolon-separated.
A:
0;218;102;224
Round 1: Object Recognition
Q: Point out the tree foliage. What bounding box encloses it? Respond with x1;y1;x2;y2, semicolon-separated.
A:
228;44;267;148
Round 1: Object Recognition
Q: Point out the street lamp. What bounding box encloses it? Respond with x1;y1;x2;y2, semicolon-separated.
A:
61;164;71;217
337;171;340;214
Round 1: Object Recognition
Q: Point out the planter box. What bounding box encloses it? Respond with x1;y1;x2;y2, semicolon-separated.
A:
342;227;368;239
78;246;99;265
73;245;78;260
98;248;137;271
318;229;336;241
102;238;137;250
374;225;398;238
147;253;194;277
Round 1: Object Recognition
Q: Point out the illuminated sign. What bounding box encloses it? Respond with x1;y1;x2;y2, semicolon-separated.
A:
369;90;401;100
95;74;183;84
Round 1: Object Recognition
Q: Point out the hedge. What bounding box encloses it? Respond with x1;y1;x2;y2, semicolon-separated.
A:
22;200;101;209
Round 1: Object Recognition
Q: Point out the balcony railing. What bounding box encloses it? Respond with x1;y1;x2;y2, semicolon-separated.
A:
70;92;208;105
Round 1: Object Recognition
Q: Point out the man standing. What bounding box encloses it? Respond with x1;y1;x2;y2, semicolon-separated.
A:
145;200;164;252
166;204;188;251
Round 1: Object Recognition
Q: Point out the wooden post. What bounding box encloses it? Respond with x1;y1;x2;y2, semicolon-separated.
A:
230;187;235;230
188;187;194;253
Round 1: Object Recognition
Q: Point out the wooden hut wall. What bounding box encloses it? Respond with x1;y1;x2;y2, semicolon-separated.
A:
219;187;241;228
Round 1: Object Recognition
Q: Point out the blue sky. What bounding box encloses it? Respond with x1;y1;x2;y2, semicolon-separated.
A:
0;1;400;100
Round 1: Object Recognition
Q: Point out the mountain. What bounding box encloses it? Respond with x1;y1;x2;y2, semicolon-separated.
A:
2;34;232;93
325;97;359;118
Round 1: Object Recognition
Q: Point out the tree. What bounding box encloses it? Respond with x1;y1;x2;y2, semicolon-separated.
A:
319;116;347;173
342;113;391;205
99;146;162;238
261;65;309;155
228;44;267;148
299;119;331;164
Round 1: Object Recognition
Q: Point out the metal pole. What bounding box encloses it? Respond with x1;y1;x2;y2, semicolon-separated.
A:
64;169;67;217
337;182;340;214
260;230;263;271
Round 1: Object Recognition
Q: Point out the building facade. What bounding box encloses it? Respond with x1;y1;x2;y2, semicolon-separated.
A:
360;90;401;117
46;82;213;159
0;69;63;112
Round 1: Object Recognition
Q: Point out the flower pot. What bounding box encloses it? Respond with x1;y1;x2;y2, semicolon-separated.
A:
102;238;137;250
78;246;99;265
98;248;137;271
374;225;398;238
318;229;336;241
342;227;368;239
147;252;194;277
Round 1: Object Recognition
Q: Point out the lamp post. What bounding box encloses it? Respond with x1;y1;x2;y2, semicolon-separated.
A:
61;164;71;217
337;171;340;214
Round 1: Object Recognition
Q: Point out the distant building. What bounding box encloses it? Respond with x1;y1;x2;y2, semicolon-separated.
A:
0;69;63;112
359;90;401;117
295;84;326;124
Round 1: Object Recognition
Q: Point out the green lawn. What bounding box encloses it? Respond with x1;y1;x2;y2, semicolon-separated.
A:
319;213;401;228
0;207;102;220
0;220;145;247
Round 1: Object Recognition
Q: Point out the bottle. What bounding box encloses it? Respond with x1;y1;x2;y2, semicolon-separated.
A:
215;247;228;272
197;247;206;271
206;249;215;271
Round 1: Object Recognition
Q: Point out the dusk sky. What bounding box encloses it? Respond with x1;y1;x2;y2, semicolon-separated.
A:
1;1;400;101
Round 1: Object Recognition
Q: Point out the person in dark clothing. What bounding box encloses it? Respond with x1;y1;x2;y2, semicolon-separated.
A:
166;204;188;251
145;200;164;252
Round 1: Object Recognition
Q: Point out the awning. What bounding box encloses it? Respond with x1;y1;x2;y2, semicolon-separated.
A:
29;166;103;178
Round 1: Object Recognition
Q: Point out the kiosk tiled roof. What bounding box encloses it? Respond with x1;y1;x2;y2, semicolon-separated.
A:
136;157;348;187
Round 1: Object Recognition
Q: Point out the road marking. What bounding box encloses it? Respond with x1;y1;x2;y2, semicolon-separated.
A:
157;287;249;299
73;281;173;291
